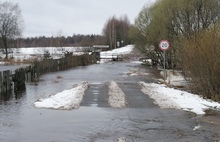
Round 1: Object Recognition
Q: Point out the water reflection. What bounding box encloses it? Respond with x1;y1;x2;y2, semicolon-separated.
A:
0;65;27;102
0;87;26;102
0;64;26;72
0;90;13;101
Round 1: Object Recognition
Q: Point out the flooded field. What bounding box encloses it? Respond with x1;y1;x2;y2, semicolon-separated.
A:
0;62;220;142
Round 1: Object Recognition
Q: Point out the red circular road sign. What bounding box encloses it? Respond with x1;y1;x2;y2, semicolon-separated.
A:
159;40;170;51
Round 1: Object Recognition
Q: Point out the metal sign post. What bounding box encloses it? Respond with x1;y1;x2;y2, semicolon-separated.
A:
159;40;170;82
163;50;166;81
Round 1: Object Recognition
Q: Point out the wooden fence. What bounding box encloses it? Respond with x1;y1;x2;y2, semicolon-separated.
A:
0;54;96;101
0;70;13;101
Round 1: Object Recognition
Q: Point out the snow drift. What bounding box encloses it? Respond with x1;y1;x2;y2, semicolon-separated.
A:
34;82;89;110
138;82;220;115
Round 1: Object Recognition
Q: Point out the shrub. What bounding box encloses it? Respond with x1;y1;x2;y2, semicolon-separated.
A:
182;25;220;101
43;50;51;60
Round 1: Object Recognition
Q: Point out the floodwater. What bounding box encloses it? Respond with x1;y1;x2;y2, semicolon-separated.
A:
0;62;220;142
0;64;28;71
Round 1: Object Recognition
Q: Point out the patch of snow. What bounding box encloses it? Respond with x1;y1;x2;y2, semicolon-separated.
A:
100;45;134;63
138;82;220;115
125;69;149;76
160;70;188;86
34;82;89;110
99;59;112;64
139;58;152;66
130;61;142;64
15;47;85;55
0;61;5;65
101;45;134;55
193;125;201;130
108;81;127;108
116;137;127;142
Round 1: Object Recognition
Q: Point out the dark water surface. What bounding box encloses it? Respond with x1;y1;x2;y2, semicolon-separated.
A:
0;62;220;142
0;64;28;71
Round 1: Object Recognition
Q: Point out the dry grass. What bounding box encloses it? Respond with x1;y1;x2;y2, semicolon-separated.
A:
1;58;38;65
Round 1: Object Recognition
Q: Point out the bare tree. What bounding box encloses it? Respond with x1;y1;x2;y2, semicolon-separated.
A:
0;1;23;59
102;15;131;49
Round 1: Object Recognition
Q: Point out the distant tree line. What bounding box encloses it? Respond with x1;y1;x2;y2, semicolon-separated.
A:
8;14;132;49
0;1;132;56
8;34;105;48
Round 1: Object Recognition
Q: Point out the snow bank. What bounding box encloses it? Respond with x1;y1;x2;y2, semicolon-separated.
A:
138;82;220;115
34;82;89;110
99;45;134;63
101;45;134;55
108;81;127;108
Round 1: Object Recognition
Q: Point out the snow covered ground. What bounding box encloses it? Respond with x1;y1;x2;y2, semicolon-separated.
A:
100;45;134;63
159;70;188;87
101;45;134;56
0;46;89;62
5;45;219;115
0;45;134;63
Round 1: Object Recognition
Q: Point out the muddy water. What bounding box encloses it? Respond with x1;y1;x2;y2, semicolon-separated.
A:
0;62;220;142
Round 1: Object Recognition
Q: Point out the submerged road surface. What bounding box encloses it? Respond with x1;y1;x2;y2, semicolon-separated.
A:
0;62;220;142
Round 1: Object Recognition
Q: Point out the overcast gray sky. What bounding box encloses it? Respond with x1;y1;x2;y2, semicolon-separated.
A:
7;0;156;37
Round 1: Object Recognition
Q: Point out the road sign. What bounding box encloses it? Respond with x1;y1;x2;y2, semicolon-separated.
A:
159;40;170;82
159;40;170;51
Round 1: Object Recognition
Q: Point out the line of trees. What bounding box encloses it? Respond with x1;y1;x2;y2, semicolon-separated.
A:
102;15;131;50
130;0;220;101
0;1;132;59
3;15;133;50
12;34;105;48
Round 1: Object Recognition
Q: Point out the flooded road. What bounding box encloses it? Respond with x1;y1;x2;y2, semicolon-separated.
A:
0;62;220;142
